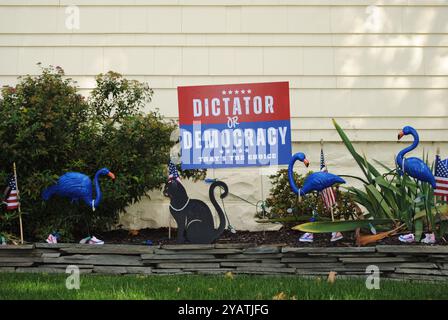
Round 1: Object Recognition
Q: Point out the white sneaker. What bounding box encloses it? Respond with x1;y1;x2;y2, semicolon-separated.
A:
331;232;343;242
398;233;415;243
46;234;57;244
299;233;314;242
79;236;91;244
421;233;436;244
88;236;104;245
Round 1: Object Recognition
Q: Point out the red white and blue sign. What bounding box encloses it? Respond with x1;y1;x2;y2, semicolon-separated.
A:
177;81;292;169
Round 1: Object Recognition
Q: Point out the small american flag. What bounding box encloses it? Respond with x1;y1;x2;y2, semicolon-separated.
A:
435;155;448;201
168;160;181;182
5;175;19;211
320;147;337;209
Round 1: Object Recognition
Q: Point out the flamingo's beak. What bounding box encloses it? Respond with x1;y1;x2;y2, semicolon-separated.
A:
397;131;404;140
108;172;116;180
303;158;310;167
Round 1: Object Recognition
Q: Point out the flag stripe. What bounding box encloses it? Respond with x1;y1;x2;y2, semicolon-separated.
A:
6;176;19;211
320;146;337;208
435;155;448;202
324;188;335;203
321;185;336;208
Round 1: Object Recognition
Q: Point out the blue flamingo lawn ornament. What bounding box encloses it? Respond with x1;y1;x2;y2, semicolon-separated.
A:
396;126;436;188
42;168;116;211
288;152;346;196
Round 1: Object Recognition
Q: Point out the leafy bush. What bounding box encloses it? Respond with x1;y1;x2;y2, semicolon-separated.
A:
0;65;202;241
262;168;359;223
0;211;20;244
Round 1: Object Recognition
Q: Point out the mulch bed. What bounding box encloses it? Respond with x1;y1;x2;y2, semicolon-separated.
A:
97;226;447;247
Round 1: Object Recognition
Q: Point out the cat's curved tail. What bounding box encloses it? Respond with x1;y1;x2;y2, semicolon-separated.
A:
209;181;228;240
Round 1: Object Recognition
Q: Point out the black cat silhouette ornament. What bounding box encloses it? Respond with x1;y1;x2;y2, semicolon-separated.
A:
163;178;229;244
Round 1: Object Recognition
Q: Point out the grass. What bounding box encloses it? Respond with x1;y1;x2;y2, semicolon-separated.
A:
1;273;448;300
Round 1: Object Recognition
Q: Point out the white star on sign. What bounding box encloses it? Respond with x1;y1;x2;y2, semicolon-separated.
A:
241;90;245;94
228;90;233;94
235;90;239;94
247;89;251;94
222;90;226;95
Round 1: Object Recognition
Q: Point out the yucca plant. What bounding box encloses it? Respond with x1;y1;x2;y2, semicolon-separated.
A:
294;120;448;237
332;119;446;240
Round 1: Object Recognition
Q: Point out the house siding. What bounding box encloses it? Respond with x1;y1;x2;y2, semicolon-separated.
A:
0;1;447;231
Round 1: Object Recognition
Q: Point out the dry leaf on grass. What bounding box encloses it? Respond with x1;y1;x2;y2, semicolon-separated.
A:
327;271;337;284
273;292;287;300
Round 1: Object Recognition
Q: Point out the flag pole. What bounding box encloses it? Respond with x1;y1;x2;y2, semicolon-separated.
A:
13;162;24;244
435;147;440;207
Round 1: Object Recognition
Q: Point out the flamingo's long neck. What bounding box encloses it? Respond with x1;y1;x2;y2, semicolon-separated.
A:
93;171;103;208
288;154;305;196
396;128;419;169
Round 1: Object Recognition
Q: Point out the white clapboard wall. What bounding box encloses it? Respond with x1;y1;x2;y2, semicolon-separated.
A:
0;1;447;231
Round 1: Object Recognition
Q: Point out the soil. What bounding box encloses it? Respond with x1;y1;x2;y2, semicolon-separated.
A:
97;226;447;247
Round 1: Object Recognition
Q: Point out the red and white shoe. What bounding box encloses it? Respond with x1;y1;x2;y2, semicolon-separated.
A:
46;234;57;244
299;233;314;243
331;232;343;242
421;233;436;244
398;233;415;243
88;236;104;245
79;236;91;244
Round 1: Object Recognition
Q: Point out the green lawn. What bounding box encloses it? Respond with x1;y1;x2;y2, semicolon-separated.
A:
0;273;447;300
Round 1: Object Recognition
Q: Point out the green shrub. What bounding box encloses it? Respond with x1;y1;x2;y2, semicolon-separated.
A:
0;65;202;241
0;211;20;244
262;168;359;223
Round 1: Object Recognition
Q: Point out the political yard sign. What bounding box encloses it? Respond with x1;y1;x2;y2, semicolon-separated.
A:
177;82;292;169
